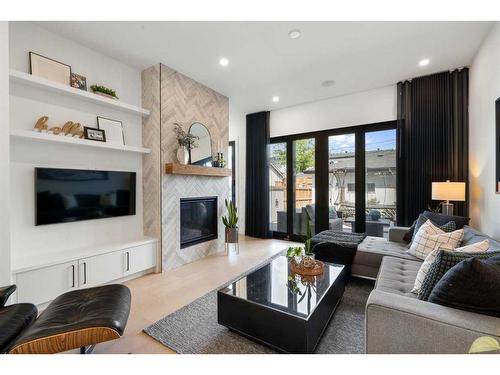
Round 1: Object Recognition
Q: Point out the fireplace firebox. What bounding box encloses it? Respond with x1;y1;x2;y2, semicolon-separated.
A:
180;197;218;249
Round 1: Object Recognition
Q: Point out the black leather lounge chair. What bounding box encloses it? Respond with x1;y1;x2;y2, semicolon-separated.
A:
0;284;131;354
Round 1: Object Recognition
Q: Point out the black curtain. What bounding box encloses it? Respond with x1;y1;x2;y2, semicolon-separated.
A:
245;111;270;238
397;69;469;226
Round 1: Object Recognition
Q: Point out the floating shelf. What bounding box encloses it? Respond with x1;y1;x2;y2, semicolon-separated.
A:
9;70;150;117
165;163;232;177
11;129;151;154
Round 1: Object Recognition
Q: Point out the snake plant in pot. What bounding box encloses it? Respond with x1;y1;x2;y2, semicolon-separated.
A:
222;199;238;244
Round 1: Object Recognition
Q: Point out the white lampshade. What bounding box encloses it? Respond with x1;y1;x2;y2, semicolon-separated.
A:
432;180;466;202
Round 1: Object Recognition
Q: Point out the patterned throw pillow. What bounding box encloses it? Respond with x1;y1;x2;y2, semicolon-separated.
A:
418;250;500;301
411;239;490;294
411;214;457;242
407;221;463;260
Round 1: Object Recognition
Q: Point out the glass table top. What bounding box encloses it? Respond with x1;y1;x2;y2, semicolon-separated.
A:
219;254;344;319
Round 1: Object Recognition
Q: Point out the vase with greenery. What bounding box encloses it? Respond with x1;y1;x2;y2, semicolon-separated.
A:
222;199;238;245
173;123;199;164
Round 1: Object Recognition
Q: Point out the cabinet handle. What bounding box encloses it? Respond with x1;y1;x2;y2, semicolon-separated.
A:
83;262;87;284
126;252;130;271
71;265;75;288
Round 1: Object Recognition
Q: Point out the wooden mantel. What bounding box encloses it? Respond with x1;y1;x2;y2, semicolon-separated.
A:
165;163;232;177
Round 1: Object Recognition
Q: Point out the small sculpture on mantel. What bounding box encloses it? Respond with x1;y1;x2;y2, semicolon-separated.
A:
33;116;84;138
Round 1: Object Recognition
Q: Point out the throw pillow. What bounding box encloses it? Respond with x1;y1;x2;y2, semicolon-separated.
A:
411;239;489;294
454;239;490;253
402;220;417;243
411;214;457;242
428;253;500;317
421;210;470;229
418;250;500;301
407;221;463;260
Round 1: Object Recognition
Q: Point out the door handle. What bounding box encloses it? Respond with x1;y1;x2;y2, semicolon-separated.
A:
83;262;87;284
71;265;75;288
126;252;130;271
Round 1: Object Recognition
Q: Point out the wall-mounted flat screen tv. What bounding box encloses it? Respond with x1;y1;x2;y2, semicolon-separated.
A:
35;168;136;225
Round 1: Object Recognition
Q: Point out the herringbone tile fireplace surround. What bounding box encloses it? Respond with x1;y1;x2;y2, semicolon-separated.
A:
142;63;230;272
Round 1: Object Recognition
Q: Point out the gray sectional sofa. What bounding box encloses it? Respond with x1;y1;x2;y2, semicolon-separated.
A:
352;225;500;354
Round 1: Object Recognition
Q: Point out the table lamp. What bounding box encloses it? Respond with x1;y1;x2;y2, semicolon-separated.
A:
432;180;466;216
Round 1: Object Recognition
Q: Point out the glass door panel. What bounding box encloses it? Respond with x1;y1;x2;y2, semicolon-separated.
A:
365;129;397;238
269;142;287;233
328;134;356;232
293;138;315;236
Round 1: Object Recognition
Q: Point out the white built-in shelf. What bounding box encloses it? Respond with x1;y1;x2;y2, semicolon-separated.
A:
12;237;158;273
9;69;150;117
10;129;151;154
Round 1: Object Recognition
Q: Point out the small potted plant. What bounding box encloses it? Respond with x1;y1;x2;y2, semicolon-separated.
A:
222;199;238;250
286;220;314;263
90;84;119;99
173;123;198;164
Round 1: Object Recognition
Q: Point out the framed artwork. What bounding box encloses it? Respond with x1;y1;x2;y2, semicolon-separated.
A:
97;116;124;145
71;73;87;91
84;126;106;142
29;52;71;86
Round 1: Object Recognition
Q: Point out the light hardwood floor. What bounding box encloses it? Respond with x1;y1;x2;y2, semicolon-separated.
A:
94;236;295;354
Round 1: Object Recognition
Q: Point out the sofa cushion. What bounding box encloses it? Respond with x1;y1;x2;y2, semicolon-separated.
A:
420;210;470;229
375;257;421;298
355;236;420;270
428;253;500;317
403;211;470;242
418;250;500;301
461;226;500;251
407;221;464;260
411;214;457;242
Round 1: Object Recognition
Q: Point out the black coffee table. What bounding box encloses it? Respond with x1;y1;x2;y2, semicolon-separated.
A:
217;255;346;353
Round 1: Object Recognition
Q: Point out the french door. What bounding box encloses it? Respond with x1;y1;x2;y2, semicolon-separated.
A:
269;121;397;241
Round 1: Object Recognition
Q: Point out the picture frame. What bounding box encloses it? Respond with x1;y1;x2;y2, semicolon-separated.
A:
70;72;87;91
97;116;124;145
29;52;72;86
84;126;106;142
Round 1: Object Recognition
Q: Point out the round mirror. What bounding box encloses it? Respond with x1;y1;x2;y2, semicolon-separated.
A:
189;122;212;166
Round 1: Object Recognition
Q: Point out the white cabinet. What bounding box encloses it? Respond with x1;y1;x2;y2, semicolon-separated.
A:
123;242;157;275
79;251;125;289
16;260;78;305
13;239;157;305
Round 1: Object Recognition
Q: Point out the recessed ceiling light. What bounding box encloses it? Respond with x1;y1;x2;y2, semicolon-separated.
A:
419;58;430;67
272;96;280;103
288;29;301;39
219;57;229;67
321;80;336;87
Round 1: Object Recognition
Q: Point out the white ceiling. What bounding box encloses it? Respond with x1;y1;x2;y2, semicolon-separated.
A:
38;21;493;113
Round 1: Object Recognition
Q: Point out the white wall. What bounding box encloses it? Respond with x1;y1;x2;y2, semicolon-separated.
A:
0;22;11;285
469;22;500;239
229;85;397;235
270;85;397;137
8;22;145;267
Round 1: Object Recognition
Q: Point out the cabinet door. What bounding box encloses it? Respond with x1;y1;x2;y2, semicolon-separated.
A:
124;242;157;275
16;261;78;305
79;251;124;288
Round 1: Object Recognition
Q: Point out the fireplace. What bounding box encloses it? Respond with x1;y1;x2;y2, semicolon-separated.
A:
180;196;218;249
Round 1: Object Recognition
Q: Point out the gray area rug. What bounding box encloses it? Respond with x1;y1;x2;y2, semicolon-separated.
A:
144;277;374;354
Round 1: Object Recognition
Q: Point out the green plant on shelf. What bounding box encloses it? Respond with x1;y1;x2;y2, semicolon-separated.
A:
90;84;119;99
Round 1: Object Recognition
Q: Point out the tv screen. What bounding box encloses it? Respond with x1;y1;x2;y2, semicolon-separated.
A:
35;168;136;225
